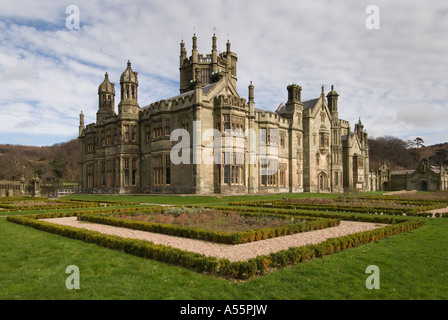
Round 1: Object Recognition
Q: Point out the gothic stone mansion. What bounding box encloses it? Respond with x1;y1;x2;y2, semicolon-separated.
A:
78;34;370;195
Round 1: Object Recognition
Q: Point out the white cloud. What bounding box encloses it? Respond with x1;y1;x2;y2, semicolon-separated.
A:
0;0;447;146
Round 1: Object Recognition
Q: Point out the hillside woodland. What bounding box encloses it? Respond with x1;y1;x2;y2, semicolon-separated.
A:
0;137;447;182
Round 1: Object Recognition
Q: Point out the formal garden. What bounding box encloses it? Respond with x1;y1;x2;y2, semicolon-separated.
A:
1;191;447;299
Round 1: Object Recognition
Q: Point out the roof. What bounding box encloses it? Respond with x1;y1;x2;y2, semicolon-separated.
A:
303;98;319;109
141;82;219;110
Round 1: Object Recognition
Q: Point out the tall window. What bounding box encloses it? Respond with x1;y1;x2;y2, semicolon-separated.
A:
124;125;130;142
260;159;278;186
131;125;136;142
280;132;286;148
145;126;151;142
101;162;106;187
124;158;130;186
132;158;138;186
153;155;170;186
87;164;94;188
153;156;162;186
165;155;171;185
221;152;244;186
164;119;171;136
280;169;286;187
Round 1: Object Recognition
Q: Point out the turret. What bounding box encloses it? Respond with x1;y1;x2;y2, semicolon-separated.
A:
212;33;218;73
248;81;255;117
285;83;303;120
96;72;115;122
79;111;85;136
118;60;139;119
327;84;339;116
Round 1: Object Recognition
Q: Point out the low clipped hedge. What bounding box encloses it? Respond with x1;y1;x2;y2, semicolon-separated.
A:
228;200;446;218
222;219;427;279
6;208;427;279
7;214;219;274
78;213;339;245
0;198;135;212
191;205;411;224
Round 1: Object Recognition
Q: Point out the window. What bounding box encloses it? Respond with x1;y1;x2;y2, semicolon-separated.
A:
165;155;170;185
145;126;151;142
260;159;278;186
124;125;130;142
321;111;326;122
319;133;329;147
181;117;189;132
280;170;286;187
106;160;113;187
87;164;94;188
280;132;286;148
201;68;210;84
100;162;106;187
152;121;162;139
113;129;118;144
153;156;162;186
221;152;244;186
131;125;136;142
124;158;130;186
223;114;230;131
132;158;138;186
153;155;170;186
164;119;171;136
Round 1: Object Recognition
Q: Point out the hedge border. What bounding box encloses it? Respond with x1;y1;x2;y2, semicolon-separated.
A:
6;212;426;279
78;212;340;245
226;200;446;218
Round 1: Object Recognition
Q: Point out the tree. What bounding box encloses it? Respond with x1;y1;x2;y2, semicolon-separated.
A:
414;137;425;148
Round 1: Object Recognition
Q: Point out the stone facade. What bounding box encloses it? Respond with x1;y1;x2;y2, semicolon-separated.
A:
78;34;370;195
0;177;41;197
371;160;448;192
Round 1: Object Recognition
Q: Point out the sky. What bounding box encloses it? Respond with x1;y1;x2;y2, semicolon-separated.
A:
0;0;447;147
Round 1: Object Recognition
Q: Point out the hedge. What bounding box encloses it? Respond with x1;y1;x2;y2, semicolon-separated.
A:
7;214;220;274
221;219;427;279
0;199;135;212
7;211;426;279
190;205;412;224
227;200;446;218
78;213;340;245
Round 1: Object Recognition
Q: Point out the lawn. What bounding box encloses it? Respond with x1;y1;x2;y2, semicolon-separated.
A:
0;192;447;300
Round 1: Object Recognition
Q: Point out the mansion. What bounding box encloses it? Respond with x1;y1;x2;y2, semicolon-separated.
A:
78;34;370;194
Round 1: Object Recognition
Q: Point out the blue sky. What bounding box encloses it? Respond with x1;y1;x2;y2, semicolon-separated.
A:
0;0;447;147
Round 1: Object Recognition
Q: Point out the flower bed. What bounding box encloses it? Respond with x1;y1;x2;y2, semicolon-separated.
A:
0;197;134;212
78;207;340;245
7;210;426;279
228;198;447;217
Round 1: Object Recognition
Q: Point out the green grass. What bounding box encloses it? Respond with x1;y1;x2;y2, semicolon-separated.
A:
1;198;447;299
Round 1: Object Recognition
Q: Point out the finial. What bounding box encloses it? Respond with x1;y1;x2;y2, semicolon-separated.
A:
331;84;334;90
127;60;131;68
322;84;325;93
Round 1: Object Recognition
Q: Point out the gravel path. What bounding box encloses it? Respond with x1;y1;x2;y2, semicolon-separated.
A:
40;217;386;262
